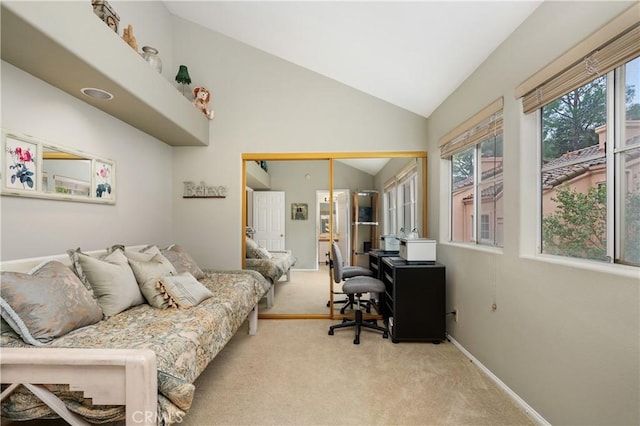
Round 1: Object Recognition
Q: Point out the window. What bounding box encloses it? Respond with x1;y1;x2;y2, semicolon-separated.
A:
480;214;490;241
398;172;417;234
540;76;608;261
384;186;397;236
441;98;504;247
518;8;639;266
383;160;418;236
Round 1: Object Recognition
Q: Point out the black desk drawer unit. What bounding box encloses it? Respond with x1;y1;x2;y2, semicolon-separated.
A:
381;257;445;343
368;249;399;280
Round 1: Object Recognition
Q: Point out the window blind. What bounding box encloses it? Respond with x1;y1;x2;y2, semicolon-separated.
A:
384;159;417;190
517;4;640;114
439;98;503;159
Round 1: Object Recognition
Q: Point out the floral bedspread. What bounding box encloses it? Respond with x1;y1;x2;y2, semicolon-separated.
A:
0;269;270;425
245;250;296;283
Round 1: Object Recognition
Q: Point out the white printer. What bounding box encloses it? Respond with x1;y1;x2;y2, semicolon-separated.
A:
380;234;400;251
398;238;436;262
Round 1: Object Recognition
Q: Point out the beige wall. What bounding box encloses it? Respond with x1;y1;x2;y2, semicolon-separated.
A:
1;1;637;424
0;61;175;260
169;15;429;269
429;2;638;425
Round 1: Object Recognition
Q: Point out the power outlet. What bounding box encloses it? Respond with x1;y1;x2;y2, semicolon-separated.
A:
453;309;458;322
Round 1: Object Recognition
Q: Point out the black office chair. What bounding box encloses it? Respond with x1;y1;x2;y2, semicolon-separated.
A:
326;242;375;314
328;242;388;344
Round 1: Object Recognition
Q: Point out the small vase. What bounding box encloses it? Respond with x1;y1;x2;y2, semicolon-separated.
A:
141;46;162;73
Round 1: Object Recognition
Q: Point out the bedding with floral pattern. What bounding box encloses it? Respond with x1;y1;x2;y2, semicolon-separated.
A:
244;237;296;283
0;269;270;424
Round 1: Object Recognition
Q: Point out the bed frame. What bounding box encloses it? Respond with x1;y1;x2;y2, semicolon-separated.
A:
0;246;259;425
0;348;157;425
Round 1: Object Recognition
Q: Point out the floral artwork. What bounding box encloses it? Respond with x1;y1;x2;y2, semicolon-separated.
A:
5;137;37;191
95;161;113;199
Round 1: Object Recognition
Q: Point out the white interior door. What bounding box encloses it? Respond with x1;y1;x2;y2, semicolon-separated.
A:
316;189;351;266
253;191;285;250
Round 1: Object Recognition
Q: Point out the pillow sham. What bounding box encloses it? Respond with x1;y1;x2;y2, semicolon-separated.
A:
0;261;103;346
157;244;205;280
67;248;144;317
253;247;273;260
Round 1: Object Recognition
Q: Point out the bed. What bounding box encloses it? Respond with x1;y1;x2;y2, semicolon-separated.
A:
0;245;271;425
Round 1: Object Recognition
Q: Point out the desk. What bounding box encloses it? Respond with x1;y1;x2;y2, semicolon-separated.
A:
368;249;399;280
381;257;445;343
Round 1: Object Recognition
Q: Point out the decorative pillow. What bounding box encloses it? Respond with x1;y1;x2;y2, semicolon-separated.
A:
121;249;177;284
246;237;260;259
67;248;144;317
154;272;214;309
0;261;103;346
157;244;205;280
253;247;273;260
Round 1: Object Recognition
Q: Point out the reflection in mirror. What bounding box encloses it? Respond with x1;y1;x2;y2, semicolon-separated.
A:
243;152;427;320
246;159;331;317
42;146;91;196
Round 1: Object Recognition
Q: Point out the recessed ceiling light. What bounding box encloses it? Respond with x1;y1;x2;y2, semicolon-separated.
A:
81;87;113;100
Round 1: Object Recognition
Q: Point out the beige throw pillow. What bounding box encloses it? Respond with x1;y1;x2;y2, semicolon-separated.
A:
157;244;205;279
68;249;144;317
123;250;177;285
246;237;260;258
156;272;214;308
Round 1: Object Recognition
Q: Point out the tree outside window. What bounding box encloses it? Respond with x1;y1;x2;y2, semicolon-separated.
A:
541;57;640;265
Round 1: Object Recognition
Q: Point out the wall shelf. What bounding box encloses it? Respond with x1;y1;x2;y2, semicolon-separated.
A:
245;161;270;190
1;2;209;147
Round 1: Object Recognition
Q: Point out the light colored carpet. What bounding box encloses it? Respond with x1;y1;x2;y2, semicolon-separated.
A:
181;319;537;426
258;265;335;315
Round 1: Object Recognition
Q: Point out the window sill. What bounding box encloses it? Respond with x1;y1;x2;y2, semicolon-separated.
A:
438;241;503;255
439;242;638;279
520;253;639;279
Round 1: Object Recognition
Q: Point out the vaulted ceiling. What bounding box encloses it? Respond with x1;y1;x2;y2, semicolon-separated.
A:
164;1;542;118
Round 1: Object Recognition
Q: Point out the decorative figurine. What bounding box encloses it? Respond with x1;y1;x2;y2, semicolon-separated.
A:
91;0;120;33
193;86;215;120
122;24;138;52
175;65;192;96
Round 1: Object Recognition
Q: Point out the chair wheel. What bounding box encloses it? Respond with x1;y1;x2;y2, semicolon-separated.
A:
354;338;360;344
383;332;389;338
328;329;334;335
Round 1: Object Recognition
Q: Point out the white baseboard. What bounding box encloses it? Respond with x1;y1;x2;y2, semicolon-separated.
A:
446;334;550;426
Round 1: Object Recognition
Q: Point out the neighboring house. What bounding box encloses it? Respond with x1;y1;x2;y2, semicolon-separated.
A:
542;121;640;214
451;156;504;245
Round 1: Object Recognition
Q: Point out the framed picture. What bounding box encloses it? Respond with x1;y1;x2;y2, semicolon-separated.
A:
292;203;308;220
1;129;116;204
4;135;38;192
94;160;114;200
